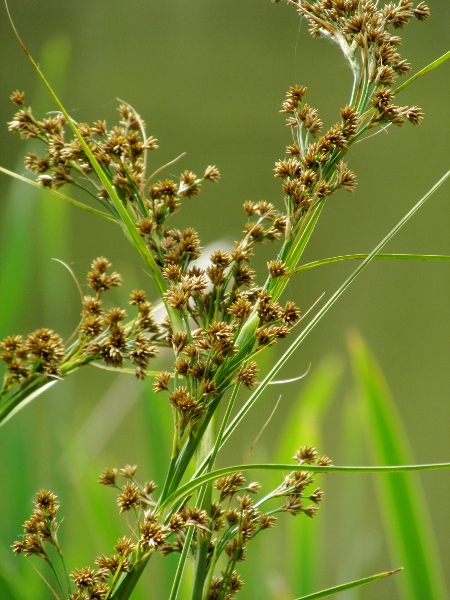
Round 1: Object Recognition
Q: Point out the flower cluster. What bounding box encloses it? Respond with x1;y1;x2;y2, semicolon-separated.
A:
0;329;65;388
271;0;428;233
0;258;168;406
12;490;61;560
23;449;328;600
81;257;165;379
7;2;433;597
8;93;219;226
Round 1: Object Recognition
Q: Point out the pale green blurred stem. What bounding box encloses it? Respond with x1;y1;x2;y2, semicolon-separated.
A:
44;556;65;598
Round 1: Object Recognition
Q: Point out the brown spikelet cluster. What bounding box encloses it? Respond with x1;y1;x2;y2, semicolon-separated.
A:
0;259;167;395
82;258;162;378
92;454;328;599
12;447;329;598
272;0;428;233
12;490;61;559
8;97;220;266
282;0;427;129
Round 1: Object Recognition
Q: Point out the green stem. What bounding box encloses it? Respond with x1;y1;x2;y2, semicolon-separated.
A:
190;413;218;600
156;425;180;510
44;556;65;599
110;554;151;600
168;527;195;600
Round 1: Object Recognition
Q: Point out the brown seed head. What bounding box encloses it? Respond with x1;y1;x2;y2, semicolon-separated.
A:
98;468;118;487
117;482;141;512
120;464;137;478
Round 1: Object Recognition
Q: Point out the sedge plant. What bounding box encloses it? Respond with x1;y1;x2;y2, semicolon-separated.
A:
0;1;449;599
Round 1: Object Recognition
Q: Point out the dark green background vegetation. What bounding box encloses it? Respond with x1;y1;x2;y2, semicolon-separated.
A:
0;1;448;598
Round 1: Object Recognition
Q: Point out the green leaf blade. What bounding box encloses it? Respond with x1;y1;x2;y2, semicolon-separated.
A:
294;568;402;600
349;334;448;600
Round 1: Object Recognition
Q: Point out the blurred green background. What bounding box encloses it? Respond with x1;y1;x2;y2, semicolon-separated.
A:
0;1;449;598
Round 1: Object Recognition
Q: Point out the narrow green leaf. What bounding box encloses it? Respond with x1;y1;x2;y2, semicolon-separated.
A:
349;334;448;600
0;380;57;427
0;167;118;222
5;2;183;333
335;395;369;597
294;568;402;600
160;461;450;514
394;51;450;94
168;527;194;600
215;171;450;453
288;253;450;276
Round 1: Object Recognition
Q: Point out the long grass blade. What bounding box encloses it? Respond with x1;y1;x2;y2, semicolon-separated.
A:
294;568;402;600
270;201;326;301
5;1;183;333
0;380;57;427
168;527;195;600
159;461;450;514
394;51;450;94
349;334;448;600
0;167;117;222
215;170;450;452
288;253;450;276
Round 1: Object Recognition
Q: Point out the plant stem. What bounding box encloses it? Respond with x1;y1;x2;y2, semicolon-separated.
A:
190;413;217;600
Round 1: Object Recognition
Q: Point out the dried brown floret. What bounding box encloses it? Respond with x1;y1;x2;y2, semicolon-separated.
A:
294;445;318;464
163;285;189;310
406;106;424;126
203;165;221;182
87;258;122;292
267;260;287;278
25;328;65;371
237;361;258;389
96;553;131;574
302;504;319;518
115;536;135;556
259;514;277;529
236;265;255;287
375;64;396;86
414;2;430;21
179;170;200;198
215;472;246;501
228;297;252;321
136;218;156;236
335;161;357;192
10;90;25;106
98;468;118;487
274;157;302;179
202;380;217;396
71;567;97;589
140;521;168;550
104;308;127;327
309;487;325;504
169;386;205;428
129;290;147;306
120;464;137;478
163;264;182;281
153;371;171;393
282;300;300;325
117;482;141;513
316;454;333;466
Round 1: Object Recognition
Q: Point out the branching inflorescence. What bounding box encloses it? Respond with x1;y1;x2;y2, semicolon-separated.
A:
2;1;435;599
